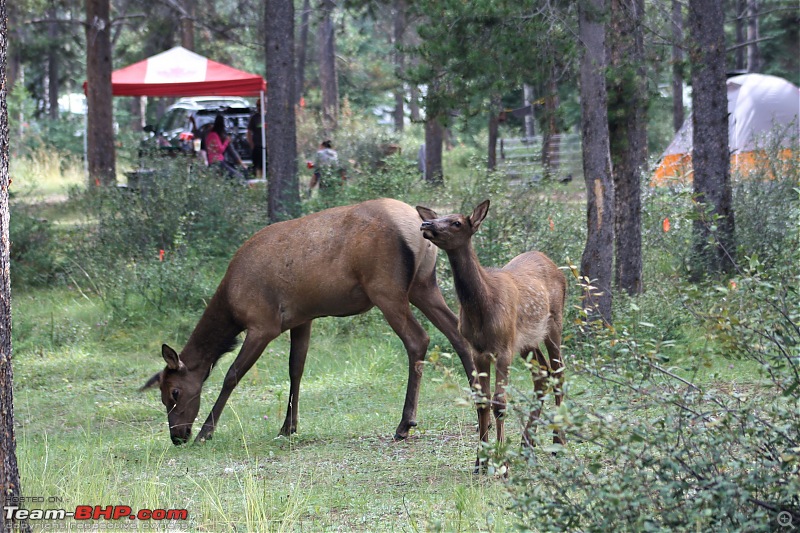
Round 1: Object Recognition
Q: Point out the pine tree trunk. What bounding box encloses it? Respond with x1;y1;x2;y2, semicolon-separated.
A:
85;0;116;186
746;0;760;72
266;0;300;222
579;0;614;324
688;0;735;278
487;96;501;171
393;0;406;133
541;66;560;179
0;2;30;527
735;0;746;71
318;0;338;131
47;11;59;120
296;0;311;104
181;0;195;50
424;116;444;185
610;0;646;296
671;0;684;132
523;84;535;138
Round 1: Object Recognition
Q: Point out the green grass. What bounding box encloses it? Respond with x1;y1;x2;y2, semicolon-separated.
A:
11;279;770;531
13;287;539;531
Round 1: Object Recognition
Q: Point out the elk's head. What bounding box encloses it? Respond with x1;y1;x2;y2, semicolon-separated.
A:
416;200;490;251
141;344;203;445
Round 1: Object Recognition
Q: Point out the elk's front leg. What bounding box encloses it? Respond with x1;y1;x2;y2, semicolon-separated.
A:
195;328;277;443
279;321;312;436
474;355;492;474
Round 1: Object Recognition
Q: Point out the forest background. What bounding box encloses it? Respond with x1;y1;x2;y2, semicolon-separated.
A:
1;0;799;531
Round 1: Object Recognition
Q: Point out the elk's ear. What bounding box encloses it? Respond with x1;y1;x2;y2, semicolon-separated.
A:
162;344;181;370
140;371;161;391
416;205;438;221
469;200;490;231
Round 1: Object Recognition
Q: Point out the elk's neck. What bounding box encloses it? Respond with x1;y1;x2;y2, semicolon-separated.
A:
182;293;242;376
445;244;491;312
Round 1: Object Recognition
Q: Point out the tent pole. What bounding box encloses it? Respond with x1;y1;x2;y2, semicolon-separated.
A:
260;90;267;181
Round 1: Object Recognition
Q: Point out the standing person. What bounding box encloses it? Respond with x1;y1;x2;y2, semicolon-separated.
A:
206;114;247;180
247;99;267;179
309;140;342;190
308;140;345;208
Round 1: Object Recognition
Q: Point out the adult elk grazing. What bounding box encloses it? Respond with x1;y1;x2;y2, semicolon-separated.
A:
142;198;477;445
416;200;566;472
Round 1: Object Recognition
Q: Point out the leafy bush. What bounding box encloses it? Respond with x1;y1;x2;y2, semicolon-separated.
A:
64;159;266;321
9;203;62;286
731;147;799;269
503;187;800;532
72;159;264;263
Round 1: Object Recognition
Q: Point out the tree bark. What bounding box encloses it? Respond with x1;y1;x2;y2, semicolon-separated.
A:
318;0;339;132
47;9;59;120
746;0;760;72
266;0;300;222
180;0;195;50
671;0;684;133
688;0;735;278
85;0;116;186
393;0;406;133
296;0;311;104
541;65;560;179
609;0;646;296
487;96;501;171
579;0;614;324
424;116;444;185
523;83;535;138
735;0;746;71
1;1;30;528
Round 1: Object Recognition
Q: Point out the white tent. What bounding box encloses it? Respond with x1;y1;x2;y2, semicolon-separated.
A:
653;73;799;185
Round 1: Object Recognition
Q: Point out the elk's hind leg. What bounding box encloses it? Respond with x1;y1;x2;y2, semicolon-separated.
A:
279;321;312;436
544;323;565;445
521;348;550;448
368;290;430;440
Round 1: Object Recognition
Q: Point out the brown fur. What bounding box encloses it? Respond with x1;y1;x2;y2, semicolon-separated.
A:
417;200;566;473
143;198;477;445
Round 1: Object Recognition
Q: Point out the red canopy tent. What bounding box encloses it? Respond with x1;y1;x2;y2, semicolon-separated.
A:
108;46;265;97
88;46;267;179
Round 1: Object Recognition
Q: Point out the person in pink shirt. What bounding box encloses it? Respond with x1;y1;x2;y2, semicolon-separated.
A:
205;114;246;180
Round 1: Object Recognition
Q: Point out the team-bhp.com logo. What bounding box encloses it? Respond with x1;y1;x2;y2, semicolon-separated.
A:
4;505;188;522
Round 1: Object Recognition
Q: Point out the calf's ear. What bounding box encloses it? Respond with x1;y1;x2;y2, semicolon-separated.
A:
469;200;490;231
416;205;438;221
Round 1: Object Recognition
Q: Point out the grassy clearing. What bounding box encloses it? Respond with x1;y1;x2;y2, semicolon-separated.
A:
11;283;766;531
13;287;534;531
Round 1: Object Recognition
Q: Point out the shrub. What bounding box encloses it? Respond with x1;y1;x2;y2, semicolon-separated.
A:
9;203;62;286
503;189;800;532
72;159;264;263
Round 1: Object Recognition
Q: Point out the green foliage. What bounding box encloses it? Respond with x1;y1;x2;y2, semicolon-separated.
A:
73;159;264;262
502;179;800;532
731;137;800;269
57;159;266;322
8;203;62;286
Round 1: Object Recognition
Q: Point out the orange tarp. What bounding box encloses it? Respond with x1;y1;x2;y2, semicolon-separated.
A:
651;149;795;186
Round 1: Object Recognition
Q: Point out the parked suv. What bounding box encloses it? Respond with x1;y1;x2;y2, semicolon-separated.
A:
142;96;254;165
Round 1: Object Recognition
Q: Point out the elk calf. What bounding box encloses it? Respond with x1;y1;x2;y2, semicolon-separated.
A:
417;200;566;472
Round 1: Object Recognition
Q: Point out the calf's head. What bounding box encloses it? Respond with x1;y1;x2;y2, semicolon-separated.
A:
141;345;203;445
416;200;490;251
